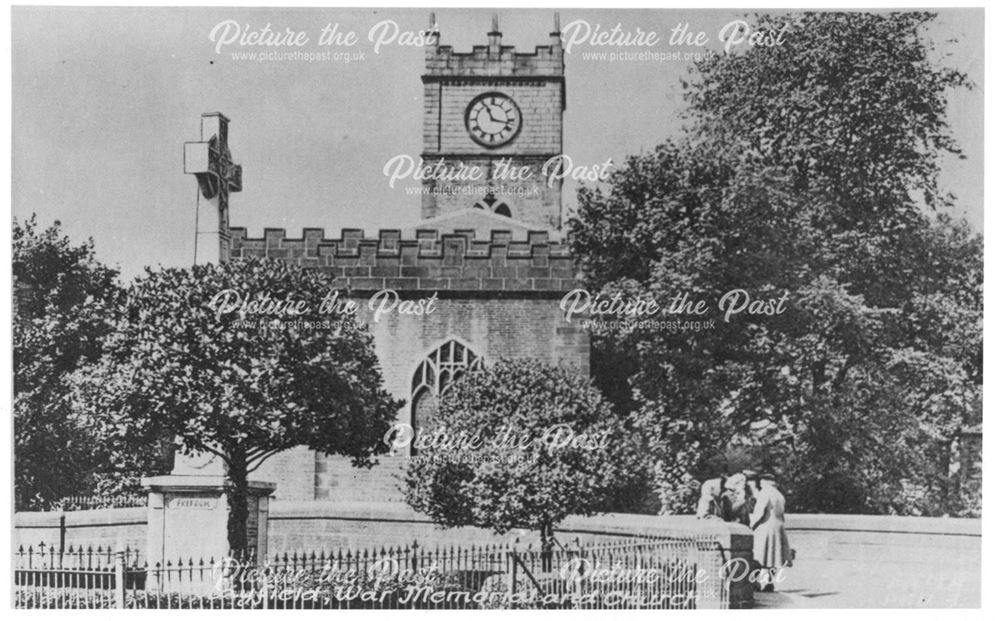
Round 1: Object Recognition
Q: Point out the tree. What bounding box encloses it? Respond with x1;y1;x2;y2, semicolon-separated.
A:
72;257;403;551
569;12;981;515
12;216;127;510
403;359;645;562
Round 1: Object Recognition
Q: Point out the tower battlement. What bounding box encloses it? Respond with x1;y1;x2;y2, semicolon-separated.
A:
229;227;578;294
420;13;566;228
423;42;564;79
423;14;563;79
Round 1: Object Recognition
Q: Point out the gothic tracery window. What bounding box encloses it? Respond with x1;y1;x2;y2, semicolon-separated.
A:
472;193;512;218
410;340;481;441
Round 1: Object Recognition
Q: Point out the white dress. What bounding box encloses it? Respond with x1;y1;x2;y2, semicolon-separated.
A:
749;483;792;568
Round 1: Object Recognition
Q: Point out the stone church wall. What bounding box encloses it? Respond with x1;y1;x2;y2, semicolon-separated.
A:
416;155;564;229
419;26;565;229
424;41;564;78
231;227;589;502
229;226;576;291
425;81;563;156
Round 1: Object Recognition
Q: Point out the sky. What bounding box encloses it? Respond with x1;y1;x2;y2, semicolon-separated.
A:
11;7;984;279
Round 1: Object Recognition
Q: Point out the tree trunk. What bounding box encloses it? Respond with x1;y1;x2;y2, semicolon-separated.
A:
539;522;554;573
225;446;250;557
157;434;176;474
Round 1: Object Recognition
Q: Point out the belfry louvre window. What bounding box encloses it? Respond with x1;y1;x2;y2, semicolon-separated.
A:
410;340;481;437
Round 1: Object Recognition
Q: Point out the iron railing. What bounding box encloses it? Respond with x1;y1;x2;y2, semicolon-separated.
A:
14;535;730;609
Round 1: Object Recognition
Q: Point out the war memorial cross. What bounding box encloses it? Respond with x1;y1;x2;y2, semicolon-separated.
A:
184;112;242;264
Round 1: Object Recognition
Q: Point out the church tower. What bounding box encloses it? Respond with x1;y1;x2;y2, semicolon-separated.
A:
207;12;588;505
420;13;565;231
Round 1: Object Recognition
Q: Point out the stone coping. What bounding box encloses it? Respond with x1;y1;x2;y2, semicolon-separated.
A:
15;506;145;528
783;513;981;536
268;501;752;546
267;502;981;539
14;503;981;538
141;475;276;494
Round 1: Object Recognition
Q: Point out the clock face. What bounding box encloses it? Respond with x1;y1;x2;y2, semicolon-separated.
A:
466;93;522;148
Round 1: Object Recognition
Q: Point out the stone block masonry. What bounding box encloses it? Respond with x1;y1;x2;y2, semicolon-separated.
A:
229;226;590;503
424;44;565;78
427;82;563;156
220;16;577;507
417;156;564;230
229;227;578;295
420;20;565;229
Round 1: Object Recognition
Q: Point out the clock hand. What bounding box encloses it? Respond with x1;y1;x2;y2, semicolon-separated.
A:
487;108;507;124
488;115;512;130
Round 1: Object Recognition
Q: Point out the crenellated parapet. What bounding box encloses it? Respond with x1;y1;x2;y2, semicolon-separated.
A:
423;12;564;81
229;227;579;295
423;44;564;80
420;13;567;228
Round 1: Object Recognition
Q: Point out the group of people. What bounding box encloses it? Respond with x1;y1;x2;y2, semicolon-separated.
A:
695;469;792;592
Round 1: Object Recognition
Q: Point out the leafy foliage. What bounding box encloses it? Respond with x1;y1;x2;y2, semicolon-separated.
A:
72;257;403;549
569;12;981;515
12;216;148;510
404;360;645;548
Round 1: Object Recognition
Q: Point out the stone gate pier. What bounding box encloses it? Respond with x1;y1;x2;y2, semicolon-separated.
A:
142;475;276;593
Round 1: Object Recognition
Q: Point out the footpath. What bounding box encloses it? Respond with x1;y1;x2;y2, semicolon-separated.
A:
751;514;980;608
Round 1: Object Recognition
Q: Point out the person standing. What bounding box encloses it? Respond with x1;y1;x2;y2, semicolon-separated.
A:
696;471;730;520
724;472;753;526
748;472;792;592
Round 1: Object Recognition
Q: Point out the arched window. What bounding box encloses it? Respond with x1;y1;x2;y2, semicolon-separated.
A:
472;192;512;218
410;340;481;445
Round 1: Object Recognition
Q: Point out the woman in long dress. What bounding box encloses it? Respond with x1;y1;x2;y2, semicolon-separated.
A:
748;473;792;591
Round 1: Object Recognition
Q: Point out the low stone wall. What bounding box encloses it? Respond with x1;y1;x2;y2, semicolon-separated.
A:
784;513;982;536
267;503;753;609
19;506;980;610
14;502;753;609
14;507;146;553
16;505;979;553
266;500;749;547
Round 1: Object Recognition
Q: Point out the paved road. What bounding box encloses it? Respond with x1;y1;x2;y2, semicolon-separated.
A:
752;516;981;608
